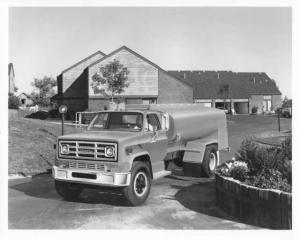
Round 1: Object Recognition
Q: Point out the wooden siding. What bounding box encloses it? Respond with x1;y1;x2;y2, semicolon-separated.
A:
88;49;158;97
62;52;104;93
157;70;193;103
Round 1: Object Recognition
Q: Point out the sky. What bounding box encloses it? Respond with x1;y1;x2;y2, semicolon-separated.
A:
9;7;292;98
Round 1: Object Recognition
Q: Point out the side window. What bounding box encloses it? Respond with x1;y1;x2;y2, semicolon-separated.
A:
146;114;161;131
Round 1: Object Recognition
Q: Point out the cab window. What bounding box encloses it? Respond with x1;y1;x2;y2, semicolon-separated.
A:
146;114;161;131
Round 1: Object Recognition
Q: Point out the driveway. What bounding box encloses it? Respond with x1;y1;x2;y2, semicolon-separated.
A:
9;114;291;229
9;173;257;229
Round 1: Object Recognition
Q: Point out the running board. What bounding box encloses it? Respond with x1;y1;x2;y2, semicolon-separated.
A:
153;170;171;180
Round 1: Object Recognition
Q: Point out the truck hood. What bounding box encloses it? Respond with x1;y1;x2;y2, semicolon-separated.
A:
58;130;143;143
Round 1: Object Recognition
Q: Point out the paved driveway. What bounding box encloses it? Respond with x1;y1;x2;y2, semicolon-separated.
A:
9;173;257;229
9;115;291;229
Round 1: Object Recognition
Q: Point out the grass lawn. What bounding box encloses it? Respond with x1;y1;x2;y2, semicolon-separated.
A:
220;114;292;162
8;110;292;175
8;110;81;175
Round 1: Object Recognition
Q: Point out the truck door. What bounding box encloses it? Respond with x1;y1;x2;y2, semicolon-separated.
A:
144;113;168;174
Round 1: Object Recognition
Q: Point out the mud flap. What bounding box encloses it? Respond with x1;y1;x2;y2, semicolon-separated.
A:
182;140;207;178
182;140;206;163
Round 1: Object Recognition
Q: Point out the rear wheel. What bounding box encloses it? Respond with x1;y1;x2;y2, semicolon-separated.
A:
122;161;151;206
55;180;83;201
202;145;218;177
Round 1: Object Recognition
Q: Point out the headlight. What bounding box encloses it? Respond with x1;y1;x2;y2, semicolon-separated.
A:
105;146;115;157
60;144;69;154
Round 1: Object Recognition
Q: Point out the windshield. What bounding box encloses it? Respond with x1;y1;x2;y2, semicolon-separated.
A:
87;112;143;132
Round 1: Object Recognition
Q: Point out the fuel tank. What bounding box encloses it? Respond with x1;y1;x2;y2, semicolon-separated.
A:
149;104;228;148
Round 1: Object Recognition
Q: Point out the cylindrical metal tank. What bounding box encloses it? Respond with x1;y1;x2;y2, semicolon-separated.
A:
150;104;226;143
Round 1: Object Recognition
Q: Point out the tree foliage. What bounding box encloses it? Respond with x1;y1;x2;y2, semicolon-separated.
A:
218;84;230;110
30;76;56;107
8;93;20;109
91;59;130;102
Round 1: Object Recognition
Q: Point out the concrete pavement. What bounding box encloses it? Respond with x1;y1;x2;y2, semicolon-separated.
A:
8;173;259;229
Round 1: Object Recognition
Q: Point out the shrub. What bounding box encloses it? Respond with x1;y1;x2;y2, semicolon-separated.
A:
229;161;249;181
245;169;291;192
48;109;59;118
8;94;20;109
235;137;292;185
25;111;49;120
251;106;258;114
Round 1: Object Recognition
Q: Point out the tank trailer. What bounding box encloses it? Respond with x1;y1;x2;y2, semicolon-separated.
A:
52;104;229;205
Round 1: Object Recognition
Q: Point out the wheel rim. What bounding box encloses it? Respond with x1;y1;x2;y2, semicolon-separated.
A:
209;152;217;171
134;171;148;197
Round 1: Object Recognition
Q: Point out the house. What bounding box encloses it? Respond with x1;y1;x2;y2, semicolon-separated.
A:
17;92;33;107
8;63;15;94
53;46;193;113
168;71;282;114
53;46;282;115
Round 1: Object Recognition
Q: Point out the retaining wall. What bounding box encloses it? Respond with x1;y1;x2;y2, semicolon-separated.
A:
215;173;292;229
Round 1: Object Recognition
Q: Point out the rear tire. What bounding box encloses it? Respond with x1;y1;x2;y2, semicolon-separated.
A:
202;145;218;178
122;161;151;206
55;180;83;201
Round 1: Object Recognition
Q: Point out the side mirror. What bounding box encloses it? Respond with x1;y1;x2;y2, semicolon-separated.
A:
162;113;170;131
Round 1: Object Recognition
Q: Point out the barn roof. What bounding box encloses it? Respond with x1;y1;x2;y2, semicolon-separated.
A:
168;70;281;99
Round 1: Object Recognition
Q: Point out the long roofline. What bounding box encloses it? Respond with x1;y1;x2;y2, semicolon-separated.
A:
61;50;106;74
88;45;193;89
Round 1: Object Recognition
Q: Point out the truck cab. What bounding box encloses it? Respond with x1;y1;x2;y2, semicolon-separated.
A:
53;104;228;206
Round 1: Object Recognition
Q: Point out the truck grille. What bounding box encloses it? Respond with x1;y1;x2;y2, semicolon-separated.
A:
58;140;117;161
69;161;105;170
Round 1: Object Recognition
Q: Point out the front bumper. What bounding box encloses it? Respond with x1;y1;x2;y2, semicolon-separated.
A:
52;166;131;187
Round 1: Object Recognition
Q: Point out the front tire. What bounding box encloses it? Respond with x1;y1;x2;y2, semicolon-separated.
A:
202;145;218;177
122;161;151;206
55;180;83;201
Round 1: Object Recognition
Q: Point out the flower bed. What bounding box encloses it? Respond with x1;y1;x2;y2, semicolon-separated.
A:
215;136;292;229
215;173;292;229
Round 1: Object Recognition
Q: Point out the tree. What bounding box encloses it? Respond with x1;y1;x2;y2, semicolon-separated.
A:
218;84;230;111
8;93;20;109
30;76;57;107
91;59;130;103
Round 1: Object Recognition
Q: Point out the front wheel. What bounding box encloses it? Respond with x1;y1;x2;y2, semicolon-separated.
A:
55;180;83;201
202;145;218;177
122;161;151;206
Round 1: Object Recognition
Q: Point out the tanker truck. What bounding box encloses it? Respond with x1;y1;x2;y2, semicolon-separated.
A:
52;104;229;206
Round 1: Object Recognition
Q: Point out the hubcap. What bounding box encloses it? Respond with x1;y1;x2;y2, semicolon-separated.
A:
209;152;217;171
134;171;148;197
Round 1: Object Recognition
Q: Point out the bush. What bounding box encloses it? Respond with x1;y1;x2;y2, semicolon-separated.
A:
251;106;258;114
8;94;20;109
48;109;60;118
245;169;291;192
229;161;249;181
25;111;49;120
217;137;292;192
235;137;292;185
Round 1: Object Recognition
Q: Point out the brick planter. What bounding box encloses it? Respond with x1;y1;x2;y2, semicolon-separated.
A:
215;173;292;229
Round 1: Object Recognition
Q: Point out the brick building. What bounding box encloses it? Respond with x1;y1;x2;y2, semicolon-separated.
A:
53;46;281;114
169;71;281;114
53;46;193;113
